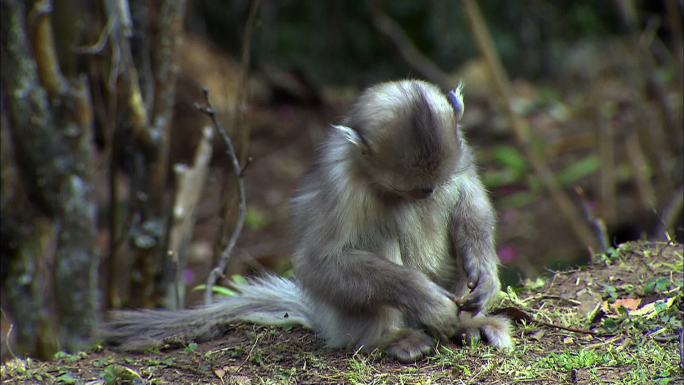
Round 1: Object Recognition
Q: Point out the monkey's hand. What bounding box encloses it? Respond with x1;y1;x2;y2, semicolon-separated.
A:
418;285;460;341
455;259;500;313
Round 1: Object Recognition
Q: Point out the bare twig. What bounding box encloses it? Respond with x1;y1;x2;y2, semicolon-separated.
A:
168;126;214;308
72;19;113;54
655;185;684;240
625;132;656;209
614;0;680;179
497;306;609;336
534;318;607;336
370;5;451;89
679;327;683;370
596;109;616;225
461;0;598;251
539;295;582;307
231;0;262;161
575;187;610;254
196;90;247;305
28;0;68;99
212;0;262;297
665;0;684;74
1;309;18;360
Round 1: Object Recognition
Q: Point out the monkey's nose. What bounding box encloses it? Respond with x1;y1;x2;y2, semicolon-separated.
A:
420;187;434;195
411;187;434;199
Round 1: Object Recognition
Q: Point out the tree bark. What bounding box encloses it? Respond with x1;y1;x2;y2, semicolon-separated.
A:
1;0;99;355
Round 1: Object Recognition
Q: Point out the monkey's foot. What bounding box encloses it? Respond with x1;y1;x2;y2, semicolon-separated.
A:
384;328;434;362
456;327;481;346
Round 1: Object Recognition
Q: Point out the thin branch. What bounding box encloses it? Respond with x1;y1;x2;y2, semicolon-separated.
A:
1;309;18;361
575;186;610;254
196;89;247;305
495;306;609;337
461;0;599;252
615;0;680;135
625;132;656;209
72;19;113;54
534;318;608;337
231;0;262;159
370;5;451;89
211;0;262;301
28;0;68;99
679;327;683;370
596;108;616;225
655;186;684;240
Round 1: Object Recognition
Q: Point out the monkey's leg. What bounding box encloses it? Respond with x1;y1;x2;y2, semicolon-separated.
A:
382;327;435;362
313;304;433;361
298;250;459;350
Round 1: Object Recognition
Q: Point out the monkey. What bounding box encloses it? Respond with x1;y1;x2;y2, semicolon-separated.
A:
101;79;512;362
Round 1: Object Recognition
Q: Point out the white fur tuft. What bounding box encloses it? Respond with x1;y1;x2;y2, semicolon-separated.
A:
331;124;363;146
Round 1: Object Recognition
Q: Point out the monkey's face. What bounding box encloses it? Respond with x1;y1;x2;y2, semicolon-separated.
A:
339;80;464;201
358;124;461;201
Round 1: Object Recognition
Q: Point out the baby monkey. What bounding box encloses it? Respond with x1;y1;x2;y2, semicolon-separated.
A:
102;79;512;362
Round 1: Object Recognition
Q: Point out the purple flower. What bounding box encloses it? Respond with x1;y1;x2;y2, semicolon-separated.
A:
498;246;518;264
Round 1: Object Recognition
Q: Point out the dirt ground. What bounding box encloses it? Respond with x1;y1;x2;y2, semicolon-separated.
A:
2;240;681;384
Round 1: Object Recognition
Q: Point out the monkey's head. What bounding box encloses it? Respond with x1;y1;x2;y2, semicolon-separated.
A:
334;80;466;200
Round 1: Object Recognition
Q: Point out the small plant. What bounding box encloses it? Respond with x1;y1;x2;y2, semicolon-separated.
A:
644;278;673;295
184;342;199;354
101;365;143;385
596;246;621;265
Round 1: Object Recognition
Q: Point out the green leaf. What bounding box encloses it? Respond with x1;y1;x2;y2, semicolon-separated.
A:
56;373;78;385
558;155;599;186
245;207;269;230
184;342;199;353
654;278;672;292
192;284;236;297
231;274;248;285
493;146;527;176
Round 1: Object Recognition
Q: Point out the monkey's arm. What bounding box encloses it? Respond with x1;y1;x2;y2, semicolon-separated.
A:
450;174;501;312
296;249;458;339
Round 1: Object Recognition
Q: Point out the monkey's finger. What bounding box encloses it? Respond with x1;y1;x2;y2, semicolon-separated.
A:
456;288;490;311
464;266;481;291
454;294;478;310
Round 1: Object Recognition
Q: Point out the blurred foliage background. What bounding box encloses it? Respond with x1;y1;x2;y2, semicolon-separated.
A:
1;0;682;360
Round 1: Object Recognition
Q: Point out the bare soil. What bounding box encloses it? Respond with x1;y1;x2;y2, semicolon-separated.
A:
3;240;681;384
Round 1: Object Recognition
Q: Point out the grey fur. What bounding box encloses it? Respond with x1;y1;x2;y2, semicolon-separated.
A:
101;80;512;361
102;276;312;351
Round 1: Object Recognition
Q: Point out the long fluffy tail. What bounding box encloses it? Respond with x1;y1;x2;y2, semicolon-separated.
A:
459;313;514;349
100;275;313;351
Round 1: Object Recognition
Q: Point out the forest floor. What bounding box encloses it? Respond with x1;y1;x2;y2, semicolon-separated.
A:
1;240;682;384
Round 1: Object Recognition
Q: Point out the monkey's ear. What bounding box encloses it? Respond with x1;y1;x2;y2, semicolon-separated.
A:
332;124;364;146
447;82;465;121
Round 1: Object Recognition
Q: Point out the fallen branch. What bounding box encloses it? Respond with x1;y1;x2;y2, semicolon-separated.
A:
195;89;246;305
494;307;610;337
